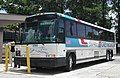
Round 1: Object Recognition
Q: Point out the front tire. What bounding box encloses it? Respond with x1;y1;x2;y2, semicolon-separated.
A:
65;54;73;71
106;52;110;61
14;64;17;68
109;52;113;61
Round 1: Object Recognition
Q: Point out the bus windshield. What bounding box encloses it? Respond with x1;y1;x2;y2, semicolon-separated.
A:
22;19;56;43
15;14;65;44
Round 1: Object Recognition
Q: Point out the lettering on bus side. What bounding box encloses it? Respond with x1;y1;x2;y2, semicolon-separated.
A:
30;47;48;54
98;41;115;47
32;44;38;47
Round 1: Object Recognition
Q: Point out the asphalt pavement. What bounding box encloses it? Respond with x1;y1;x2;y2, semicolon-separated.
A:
0;56;120;78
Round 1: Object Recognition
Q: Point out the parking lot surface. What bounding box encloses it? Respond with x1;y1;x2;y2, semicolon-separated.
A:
0;56;120;78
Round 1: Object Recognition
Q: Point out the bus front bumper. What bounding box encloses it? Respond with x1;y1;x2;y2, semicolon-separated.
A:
14;57;66;68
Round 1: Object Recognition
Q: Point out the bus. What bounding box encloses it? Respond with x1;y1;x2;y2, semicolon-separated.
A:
14;12;116;71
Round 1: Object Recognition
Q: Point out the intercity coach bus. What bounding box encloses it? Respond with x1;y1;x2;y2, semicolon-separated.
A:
14;12;116;71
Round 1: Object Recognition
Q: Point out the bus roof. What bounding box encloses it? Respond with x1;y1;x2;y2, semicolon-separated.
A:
27;12;115;33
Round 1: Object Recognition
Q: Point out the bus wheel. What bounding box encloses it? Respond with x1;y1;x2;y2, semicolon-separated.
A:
109;51;113;61
14;64;17;68
66;54;73;71
18;64;20;68
106;52;110;61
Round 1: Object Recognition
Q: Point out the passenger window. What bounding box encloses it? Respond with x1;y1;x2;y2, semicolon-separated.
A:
71;21;77;37
77;23;86;38
108;32;114;41
99;30;106;41
65;20;72;36
86;26;93;39
58;18;64;42
93;28;99;40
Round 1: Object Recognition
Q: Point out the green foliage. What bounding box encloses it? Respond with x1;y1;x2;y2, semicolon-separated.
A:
111;0;118;12
0;0;114;29
0;0;3;5
2;23;19;31
1;0;42;15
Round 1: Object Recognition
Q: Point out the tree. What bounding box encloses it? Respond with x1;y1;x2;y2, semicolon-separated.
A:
111;0;120;44
1;0;42;15
0;0;112;29
66;0;112;28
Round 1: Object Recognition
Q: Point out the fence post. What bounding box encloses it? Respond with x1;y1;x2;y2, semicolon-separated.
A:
8;44;12;67
26;45;31;74
5;44;9;72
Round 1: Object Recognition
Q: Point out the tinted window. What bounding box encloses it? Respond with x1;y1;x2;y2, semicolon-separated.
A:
86;25;93;39
99;30;108;41
22;19;57;43
105;32;109;41
65;20;72;36
99;30;104;40
71;21;77;36
57;18;65;42
24;22;38;43
93;28;99;40
26;14;57;22
77;23;86;38
108;32;114;41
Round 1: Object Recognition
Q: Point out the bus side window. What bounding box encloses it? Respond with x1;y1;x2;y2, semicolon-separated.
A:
77;23;86;38
86;26;93;39
99;30;106;41
99;30;103;40
65;20;72;36
93;28;99;40
71;21;77;37
58;18;64;42
108;32;114;41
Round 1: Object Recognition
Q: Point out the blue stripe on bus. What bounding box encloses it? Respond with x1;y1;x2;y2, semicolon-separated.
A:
65;37;88;47
65;37;115;48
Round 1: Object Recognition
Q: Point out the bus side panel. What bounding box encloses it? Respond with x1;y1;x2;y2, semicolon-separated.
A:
99;49;106;56
15;44;58;58
56;44;66;57
76;49;94;60
29;44;57;58
65;37;116;64
14;44;67;68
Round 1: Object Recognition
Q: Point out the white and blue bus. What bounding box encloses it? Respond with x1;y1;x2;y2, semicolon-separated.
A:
14;12;116;71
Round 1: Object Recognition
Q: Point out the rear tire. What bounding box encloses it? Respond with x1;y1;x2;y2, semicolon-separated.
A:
106;50;112;61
